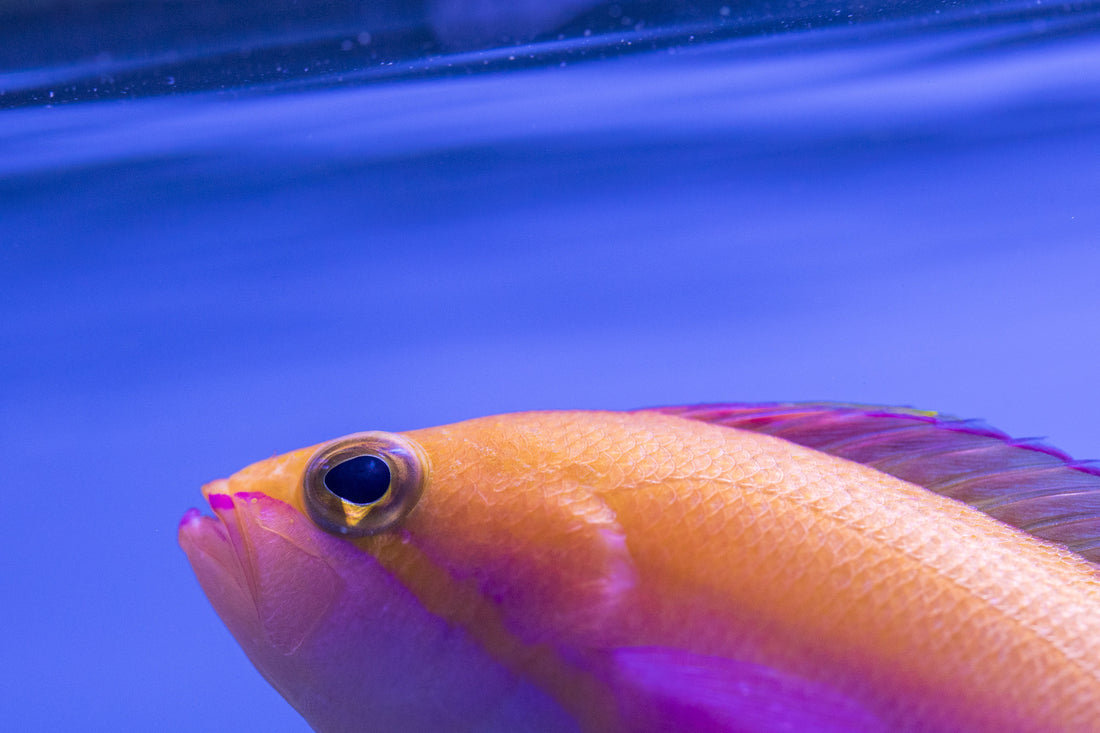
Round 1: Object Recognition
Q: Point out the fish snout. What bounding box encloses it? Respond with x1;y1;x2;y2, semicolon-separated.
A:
180;488;342;656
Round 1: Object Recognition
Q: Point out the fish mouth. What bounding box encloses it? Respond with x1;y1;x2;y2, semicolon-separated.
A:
179;479;232;537
178;479;244;582
178;480;265;641
178;480;342;656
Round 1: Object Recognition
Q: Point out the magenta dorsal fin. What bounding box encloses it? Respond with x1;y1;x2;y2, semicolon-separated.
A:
647;403;1100;563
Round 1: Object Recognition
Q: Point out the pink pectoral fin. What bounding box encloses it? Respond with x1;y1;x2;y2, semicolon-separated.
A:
609;647;884;733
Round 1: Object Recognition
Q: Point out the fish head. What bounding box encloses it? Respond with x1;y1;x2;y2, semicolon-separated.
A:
179;414;641;731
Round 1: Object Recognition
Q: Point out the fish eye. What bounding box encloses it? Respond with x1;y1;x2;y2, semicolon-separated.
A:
303;432;428;537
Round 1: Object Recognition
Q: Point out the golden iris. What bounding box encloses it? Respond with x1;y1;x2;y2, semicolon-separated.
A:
302;432;428;537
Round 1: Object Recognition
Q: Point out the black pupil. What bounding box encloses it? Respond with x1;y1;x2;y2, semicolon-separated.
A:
323;455;391;505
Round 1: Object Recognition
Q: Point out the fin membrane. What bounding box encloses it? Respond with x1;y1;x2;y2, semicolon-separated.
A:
649;403;1100;562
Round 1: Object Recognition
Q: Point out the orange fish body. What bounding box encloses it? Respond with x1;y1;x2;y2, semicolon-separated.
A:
180;407;1100;732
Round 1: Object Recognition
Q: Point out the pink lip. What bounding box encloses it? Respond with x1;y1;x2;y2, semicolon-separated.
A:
179;480;237;551
208;492;235;510
178;507;203;531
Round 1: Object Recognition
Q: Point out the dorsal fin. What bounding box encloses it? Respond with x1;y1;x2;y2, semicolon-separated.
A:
646;403;1100;563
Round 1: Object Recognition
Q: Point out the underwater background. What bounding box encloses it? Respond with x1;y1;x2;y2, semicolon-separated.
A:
3;0;1099;730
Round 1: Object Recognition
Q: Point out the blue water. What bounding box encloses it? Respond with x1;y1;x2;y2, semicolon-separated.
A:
3;1;1100;730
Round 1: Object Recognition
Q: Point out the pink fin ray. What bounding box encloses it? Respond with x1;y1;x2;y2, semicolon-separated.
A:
648;403;1100;563
609;646;884;733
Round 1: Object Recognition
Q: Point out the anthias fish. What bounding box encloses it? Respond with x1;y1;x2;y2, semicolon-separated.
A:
179;404;1100;732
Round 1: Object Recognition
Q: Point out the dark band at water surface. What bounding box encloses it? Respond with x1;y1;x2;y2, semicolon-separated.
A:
5;0;1098;107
